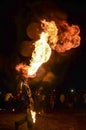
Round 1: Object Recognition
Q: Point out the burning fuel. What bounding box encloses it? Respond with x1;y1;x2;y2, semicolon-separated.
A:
41;19;80;53
15;19;81;123
55;20;80;52
28;32;51;76
16;19;80;77
41;19;58;49
30;110;36;123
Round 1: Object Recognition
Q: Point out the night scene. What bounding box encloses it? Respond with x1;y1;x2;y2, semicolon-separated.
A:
0;0;86;130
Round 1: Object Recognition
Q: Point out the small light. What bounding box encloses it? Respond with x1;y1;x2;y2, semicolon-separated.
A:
53;89;55;92
12;108;15;112
70;89;74;93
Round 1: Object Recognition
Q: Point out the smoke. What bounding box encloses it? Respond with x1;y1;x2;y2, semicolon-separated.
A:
43;71;56;83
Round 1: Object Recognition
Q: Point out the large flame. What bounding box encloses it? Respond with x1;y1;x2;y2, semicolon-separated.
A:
53;20;80;52
28;32;51;76
41;19;58;49
15;19;81;124
27;19;60;76
16;19;80;77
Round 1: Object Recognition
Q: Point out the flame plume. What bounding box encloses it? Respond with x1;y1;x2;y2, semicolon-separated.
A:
52;20;80;53
16;19;80;77
41;19;58;49
41;19;80;53
15;18;81;124
28;32;51;76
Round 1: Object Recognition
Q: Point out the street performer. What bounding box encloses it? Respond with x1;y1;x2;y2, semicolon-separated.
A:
15;78;34;130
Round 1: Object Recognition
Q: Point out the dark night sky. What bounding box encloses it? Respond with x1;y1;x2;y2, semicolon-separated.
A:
0;0;86;92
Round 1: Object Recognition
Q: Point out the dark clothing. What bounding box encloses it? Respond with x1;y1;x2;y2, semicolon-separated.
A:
15;81;34;130
15;108;33;130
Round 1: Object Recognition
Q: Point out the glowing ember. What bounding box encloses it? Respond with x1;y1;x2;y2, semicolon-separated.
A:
30;110;36;123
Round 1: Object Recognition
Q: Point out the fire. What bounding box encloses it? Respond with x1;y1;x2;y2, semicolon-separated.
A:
28;32;51;76
15;19;81;123
16;19;81;77
16;63;29;78
53;20;80;53
30;110;36;123
41;19;58;49
27;19;59;76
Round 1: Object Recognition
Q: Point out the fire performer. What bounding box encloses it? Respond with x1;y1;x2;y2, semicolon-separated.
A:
15;17;81;130
15;78;35;130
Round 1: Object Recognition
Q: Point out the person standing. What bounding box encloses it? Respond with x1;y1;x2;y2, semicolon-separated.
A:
59;93;65;108
15;78;35;130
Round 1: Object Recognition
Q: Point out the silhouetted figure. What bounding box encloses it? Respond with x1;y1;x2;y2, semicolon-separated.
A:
15;79;34;130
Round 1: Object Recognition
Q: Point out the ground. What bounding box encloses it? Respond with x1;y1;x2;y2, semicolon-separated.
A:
0;108;86;130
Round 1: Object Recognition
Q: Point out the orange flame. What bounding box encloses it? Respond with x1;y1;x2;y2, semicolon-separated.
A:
28;32;51;76
16;19;81;77
16;63;29;78
15;19;81;124
54;20;80;53
30;110;36;123
41;19;58;49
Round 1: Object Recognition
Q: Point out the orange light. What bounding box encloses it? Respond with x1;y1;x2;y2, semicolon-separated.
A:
30;110;36;123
